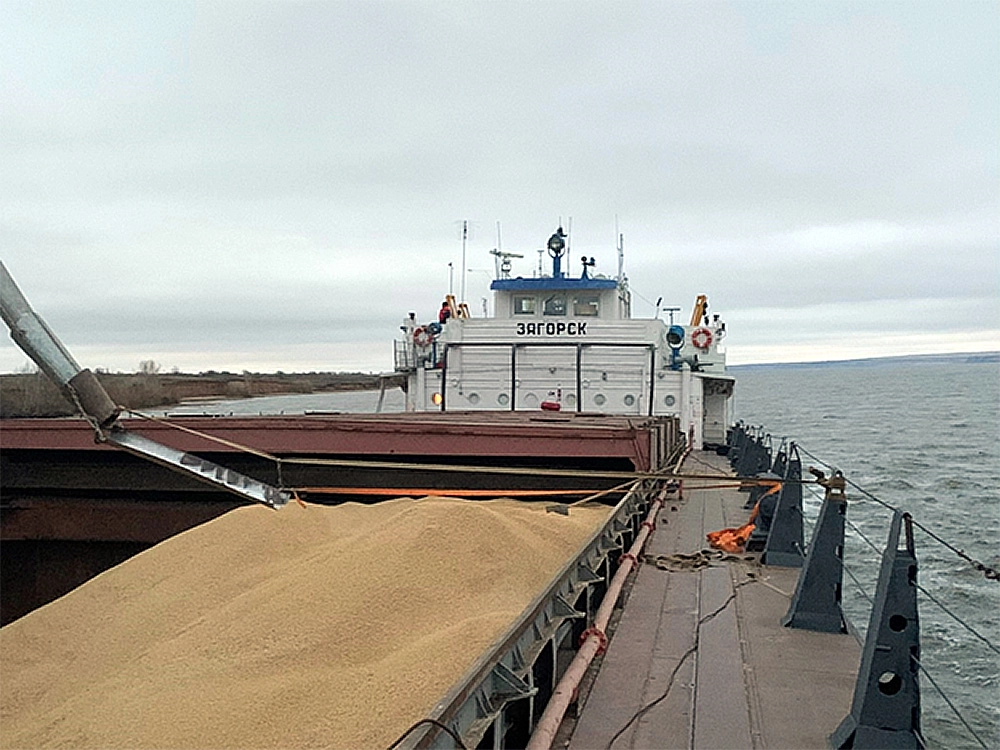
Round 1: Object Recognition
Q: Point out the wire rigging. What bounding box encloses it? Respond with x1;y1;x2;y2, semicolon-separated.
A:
844;518;884;557
915;583;1000;657
805;451;1000;654
796;442;998;583
911;654;990;750
772;437;998;745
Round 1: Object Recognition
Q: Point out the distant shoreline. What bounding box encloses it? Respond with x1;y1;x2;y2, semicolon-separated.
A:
0;371;406;419
729;351;999;370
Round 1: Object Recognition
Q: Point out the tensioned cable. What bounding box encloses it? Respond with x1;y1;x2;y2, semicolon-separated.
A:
131;409;997;583
841;562;874;607
845;561;995;740
831;491;998;654
844;518;883;557
909;518;1000;582
283;455;744;483
805;465;1000;732
748;433;995;744
844;469;999;581
911;654;989;750
125;408;279;461
845;514;997;654
796;444;837;473
797;442;998;582
915;583;1000;656
840;563;872;648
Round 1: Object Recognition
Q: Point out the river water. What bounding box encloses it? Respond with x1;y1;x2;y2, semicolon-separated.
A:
154;357;999;748
734;358;1000;749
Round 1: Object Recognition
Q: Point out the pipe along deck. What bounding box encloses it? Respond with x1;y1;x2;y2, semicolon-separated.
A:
0;449;870;749
399;452;861;750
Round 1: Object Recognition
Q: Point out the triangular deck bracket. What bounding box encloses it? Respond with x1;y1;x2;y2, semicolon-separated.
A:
830;511;921;749
781;467;847;633
762;443;805;568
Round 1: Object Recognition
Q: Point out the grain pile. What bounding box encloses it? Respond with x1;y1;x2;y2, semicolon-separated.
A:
0;497;609;749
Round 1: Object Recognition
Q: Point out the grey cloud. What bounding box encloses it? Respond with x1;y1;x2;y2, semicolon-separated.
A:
1;1;997;371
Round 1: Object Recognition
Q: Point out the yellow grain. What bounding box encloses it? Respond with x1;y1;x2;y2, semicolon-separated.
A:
0;497;609;749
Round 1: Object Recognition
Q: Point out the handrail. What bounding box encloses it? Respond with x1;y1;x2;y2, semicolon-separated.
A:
730;424;996;748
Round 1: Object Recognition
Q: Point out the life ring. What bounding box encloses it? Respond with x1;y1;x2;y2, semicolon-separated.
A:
413;326;434;348
691;327;713;350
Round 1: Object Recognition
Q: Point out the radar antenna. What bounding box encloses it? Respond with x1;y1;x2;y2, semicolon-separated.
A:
489;248;524;279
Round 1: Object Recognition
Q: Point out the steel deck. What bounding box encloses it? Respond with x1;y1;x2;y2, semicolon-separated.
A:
569;452;861;749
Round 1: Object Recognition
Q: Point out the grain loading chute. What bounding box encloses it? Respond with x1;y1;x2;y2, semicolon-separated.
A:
0;261;289;509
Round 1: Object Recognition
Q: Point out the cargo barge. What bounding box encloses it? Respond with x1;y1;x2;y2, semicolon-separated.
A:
2;236;991;748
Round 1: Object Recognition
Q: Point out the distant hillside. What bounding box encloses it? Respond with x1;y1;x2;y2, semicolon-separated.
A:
729;351;1000;371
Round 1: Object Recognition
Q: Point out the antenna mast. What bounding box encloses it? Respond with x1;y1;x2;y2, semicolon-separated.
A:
493;221;502;278
617;231;625;283
460;220;468;302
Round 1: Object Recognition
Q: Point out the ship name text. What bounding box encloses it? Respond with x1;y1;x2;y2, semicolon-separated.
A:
515;321;588;336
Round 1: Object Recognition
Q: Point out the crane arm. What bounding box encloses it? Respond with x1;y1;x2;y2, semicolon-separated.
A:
689;295;708;327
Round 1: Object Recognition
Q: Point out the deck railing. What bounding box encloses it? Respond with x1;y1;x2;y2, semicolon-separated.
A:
727;422;998;749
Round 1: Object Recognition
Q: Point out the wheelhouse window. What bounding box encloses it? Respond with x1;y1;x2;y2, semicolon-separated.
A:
573;294;600;317
513;295;536;315
543;294;567;316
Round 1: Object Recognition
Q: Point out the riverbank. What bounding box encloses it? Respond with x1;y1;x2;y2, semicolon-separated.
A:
0;371;404;418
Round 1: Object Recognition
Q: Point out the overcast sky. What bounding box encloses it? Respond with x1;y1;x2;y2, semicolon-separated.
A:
2;0;997;374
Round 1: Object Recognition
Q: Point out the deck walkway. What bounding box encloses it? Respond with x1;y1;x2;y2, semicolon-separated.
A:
569;452;861;750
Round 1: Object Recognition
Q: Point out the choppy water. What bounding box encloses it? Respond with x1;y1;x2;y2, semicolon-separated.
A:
734;359;1000;749
153;358;1000;748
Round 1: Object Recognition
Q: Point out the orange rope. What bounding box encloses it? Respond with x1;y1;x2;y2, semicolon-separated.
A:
295;487;609;497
